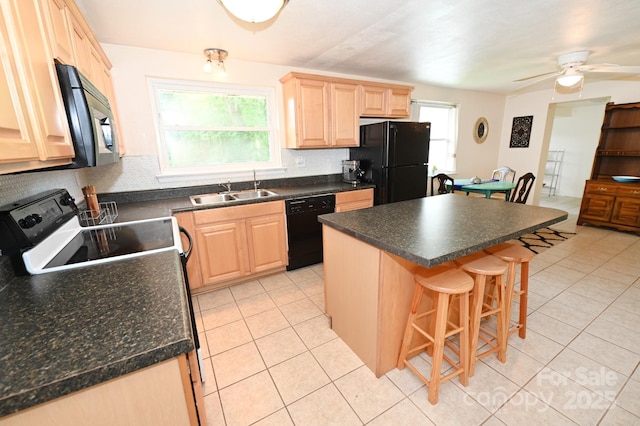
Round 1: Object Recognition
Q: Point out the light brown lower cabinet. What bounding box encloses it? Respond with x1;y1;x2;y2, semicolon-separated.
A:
175;200;288;291
335;188;374;212
0;354;203;426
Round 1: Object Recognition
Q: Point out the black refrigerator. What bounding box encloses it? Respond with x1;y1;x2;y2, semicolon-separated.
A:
350;121;430;205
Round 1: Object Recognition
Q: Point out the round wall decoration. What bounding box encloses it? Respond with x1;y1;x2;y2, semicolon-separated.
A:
474;117;489;144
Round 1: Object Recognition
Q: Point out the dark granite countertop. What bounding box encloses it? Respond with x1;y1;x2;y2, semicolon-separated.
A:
0;176;374;417
107;181;375;222
0;251;193;418
318;194;568;268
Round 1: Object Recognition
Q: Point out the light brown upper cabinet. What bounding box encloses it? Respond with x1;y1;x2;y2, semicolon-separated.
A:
281;73;359;149
0;0;75;174
0;8;40;168
360;84;412;118
68;11;91;77
281;72;413;149
1;0;124;174
39;0;74;65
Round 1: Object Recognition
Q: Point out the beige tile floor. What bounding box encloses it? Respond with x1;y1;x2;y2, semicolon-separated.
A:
192;196;640;425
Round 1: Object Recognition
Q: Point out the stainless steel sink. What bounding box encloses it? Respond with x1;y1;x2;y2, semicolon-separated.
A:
190;193;238;205
189;189;278;206
233;189;278;200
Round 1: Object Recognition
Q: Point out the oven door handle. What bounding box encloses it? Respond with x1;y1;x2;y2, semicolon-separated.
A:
179;226;193;262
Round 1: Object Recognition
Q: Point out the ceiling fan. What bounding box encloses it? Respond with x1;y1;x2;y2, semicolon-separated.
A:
515;50;640;88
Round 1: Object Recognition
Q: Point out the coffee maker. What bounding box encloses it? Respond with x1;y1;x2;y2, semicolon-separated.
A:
342;160;364;186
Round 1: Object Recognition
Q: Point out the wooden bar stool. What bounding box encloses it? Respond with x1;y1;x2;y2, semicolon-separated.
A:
453;252;508;376
396;263;474;404
484;242;535;339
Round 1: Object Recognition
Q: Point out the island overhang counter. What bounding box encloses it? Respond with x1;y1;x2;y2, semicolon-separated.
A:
318;194;568;377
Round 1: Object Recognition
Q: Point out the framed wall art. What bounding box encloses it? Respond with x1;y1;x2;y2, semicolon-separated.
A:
473;117;488;144
509;115;533;148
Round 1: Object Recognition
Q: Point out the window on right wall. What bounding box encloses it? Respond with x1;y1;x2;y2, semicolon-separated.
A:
413;101;458;173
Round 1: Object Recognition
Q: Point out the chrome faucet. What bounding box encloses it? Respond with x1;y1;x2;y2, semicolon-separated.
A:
219;181;232;193
253;169;260;191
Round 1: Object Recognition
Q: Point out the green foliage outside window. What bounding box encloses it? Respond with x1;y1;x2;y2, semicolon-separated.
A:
157;89;272;168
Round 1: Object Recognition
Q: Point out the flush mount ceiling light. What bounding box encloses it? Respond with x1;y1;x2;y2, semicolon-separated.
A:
556;68;583;87
218;0;289;23
203;48;228;75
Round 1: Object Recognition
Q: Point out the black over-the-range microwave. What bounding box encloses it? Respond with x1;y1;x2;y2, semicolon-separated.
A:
54;63;119;169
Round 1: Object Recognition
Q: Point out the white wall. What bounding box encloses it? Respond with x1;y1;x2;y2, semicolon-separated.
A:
546;99;609;197
498;77;640;204
411;85;505;179
83;44;507;193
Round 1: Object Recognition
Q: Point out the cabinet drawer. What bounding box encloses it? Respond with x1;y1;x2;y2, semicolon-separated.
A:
585;182;616;195
335;189;373;204
616;185;640;199
335;188;374;212
193;200;284;225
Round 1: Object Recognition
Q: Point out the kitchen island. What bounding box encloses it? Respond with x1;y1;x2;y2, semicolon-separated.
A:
318;194;567;377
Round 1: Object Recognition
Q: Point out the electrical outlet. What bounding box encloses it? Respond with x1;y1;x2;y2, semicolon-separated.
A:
295;156;305;167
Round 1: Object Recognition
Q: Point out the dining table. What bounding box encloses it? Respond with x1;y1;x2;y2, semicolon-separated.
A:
448;178;516;200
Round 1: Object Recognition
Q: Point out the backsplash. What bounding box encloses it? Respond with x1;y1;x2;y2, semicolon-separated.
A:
0;149;347;206
0;168;88;208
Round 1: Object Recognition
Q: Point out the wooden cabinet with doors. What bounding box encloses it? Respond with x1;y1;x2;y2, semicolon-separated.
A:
280;72;414;149
335;188;374;212
175;201;288;291
360;84;412;118
0;0;125;174
0;10;40;169
578;181;616;223
280;73;359;149
0;355;202;426
0;0;75;174
578;102;640;233
611;185;640;229
39;0;74;65
63;0;125;155
68;10;91;77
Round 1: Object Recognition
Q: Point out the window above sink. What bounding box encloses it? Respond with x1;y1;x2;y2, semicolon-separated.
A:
149;78;282;178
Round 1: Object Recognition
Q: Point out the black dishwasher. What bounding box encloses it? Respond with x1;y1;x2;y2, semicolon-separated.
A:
285;194;335;270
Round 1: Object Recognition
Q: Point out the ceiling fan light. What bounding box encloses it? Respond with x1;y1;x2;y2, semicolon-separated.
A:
219;0;289;23
556;73;583;87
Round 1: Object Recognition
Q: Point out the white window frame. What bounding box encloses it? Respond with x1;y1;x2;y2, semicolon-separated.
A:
412;100;458;173
148;78;282;180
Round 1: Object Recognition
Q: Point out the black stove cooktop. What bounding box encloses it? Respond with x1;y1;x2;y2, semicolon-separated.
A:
45;218;176;269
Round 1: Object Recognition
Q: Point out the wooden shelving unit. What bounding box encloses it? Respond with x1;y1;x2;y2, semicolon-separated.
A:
578;102;640;234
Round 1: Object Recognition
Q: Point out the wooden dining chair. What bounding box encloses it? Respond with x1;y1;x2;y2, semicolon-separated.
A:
431;173;455;195
510;172;536;204
491;166;516;183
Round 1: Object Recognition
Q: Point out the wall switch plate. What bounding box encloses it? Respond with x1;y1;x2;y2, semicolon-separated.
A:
295;156;305;167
